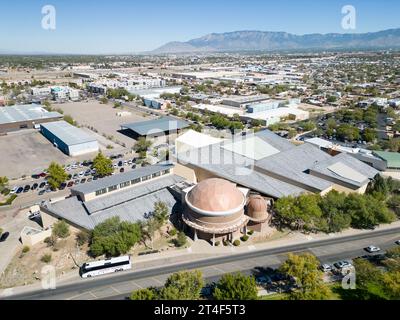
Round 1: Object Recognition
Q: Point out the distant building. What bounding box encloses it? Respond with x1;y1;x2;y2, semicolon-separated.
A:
120;116;190;139
40;121;99;156
0;104;63;134
222;95;270;108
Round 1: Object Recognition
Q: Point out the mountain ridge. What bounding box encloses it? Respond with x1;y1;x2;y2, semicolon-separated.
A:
152;28;400;54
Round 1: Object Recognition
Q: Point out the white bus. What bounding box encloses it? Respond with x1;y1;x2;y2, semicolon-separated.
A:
80;255;132;278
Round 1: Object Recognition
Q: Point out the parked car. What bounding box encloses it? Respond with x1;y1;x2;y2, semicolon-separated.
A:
120;168;125;173
39;182;46;189
31;183;39;190
334;261;353;270
80;178;86;184
16;187;24;194
118;161;123;167
365;246;381;253
131;164;136;170
10;186;18;194
320;264;333;272
74;179;80;185
38;190;46;196
39;172;47;178
87;178;93;183
256;275;272;285
67;181;74;188
23;185;31;193
60;183;67;190
0;232;10;242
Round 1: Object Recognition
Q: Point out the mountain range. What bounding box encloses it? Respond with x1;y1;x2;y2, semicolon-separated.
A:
152;28;400;54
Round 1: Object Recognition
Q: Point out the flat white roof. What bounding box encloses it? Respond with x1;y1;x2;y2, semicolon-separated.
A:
244;107;309;120
192;104;244;116
222;136;280;160
176;129;223;148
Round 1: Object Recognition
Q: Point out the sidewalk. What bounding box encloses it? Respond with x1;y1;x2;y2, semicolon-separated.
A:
2;220;400;298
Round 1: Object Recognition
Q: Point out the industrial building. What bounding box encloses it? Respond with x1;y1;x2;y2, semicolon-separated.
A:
120;116;190;139
0;104;63;134
143;98;168;110
221;95;270;108
40;121;99;156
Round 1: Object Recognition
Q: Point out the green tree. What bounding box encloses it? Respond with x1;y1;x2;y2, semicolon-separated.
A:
319;191;351;233
279;253;331;300
90;217;142;257
47;162;68;190
213;273;258;300
52;220;70;239
153;201;169;225
93;152;113;177
160;270;204;300
130;288;158;300
134;137;152;154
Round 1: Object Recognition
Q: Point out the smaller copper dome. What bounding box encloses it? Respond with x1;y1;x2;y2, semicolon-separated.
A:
247;195;269;222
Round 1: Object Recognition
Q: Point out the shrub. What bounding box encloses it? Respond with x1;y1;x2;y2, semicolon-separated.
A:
241;235;249;242
168;228;177;236
174;231;187;247
223;240;230;246
41;254;52;263
215;241;221;247
76;231;90;246
52;220;70;239
22;246;30;254
233;240;241;247
247;230;254;236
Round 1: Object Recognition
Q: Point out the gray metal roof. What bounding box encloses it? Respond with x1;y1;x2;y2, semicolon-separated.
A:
255;143;333;192
309;152;379;187
83;174;184;214
0;104;62;125
44;174;183;230
72;163;174;194
121;116;190;136
40;121;97;146
176;137;308;199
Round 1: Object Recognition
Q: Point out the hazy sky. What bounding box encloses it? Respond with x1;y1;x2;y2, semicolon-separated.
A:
0;0;399;54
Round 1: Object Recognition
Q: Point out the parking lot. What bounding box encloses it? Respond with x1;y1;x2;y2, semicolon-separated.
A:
53;100;154;149
0;130;70;179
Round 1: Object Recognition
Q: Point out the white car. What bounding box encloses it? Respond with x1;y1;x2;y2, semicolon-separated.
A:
10;186;18;194
320;264;333;272
365;246;381;253
78;171;85;178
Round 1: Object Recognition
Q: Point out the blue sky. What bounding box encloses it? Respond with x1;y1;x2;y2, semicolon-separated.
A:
0;0;399;54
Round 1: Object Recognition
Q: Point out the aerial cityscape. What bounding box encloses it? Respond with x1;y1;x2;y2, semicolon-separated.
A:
0;0;400;307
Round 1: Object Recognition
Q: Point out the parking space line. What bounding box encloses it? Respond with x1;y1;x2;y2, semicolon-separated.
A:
110;286;122;294
131;281;142;289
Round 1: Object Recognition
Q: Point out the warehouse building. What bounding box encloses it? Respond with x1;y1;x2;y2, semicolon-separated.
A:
0;104;63;134
40;121;99;156
121;116;190;139
222;95;270;108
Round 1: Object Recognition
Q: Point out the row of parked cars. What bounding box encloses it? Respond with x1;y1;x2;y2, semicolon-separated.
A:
320;244;400;273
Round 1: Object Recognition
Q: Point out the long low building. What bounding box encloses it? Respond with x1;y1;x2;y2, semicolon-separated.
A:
40;163;185;230
40;121;99;156
0;104;63;134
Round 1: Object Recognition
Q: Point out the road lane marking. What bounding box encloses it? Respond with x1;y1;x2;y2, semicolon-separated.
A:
153;277;164;285
110;286;121;294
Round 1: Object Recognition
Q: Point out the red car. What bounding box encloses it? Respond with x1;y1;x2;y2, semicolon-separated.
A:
39;172;47;178
67;181;74;187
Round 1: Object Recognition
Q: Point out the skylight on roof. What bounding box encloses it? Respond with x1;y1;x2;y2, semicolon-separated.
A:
327;162;367;184
222;136;280;161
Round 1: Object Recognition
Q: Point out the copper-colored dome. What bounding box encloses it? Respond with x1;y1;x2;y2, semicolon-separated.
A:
247;195;269;221
187;178;245;213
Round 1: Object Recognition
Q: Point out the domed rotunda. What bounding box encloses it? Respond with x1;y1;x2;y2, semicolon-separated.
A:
183;178;248;244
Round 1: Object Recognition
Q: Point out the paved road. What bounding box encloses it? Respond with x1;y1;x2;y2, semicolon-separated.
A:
4;226;400;300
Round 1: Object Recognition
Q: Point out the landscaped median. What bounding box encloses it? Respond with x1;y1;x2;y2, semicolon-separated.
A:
0;194;17;206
